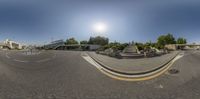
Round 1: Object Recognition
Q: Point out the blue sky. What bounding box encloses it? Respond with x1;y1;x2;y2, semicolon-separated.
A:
0;0;200;45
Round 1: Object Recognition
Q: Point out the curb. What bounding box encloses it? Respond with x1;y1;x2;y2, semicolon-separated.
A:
87;52;180;76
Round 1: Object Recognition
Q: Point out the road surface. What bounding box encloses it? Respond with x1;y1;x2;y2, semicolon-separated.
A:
0;50;199;99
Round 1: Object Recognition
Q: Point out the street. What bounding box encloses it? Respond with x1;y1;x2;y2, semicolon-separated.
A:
0;50;200;99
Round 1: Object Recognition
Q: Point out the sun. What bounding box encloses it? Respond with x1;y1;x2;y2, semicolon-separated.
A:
93;22;107;33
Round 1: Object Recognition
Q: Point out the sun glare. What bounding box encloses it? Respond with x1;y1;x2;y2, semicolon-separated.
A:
93;22;107;33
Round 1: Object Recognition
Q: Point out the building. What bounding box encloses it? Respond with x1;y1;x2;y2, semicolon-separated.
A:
44;39;65;49
0;42;10;50
44;39;101;51
55;44;101;51
3;39;24;49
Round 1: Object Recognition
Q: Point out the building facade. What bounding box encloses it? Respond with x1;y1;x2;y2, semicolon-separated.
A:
44;40;65;49
4;39;23;49
44;39;101;51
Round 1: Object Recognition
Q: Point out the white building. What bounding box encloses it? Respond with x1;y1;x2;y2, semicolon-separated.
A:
4;39;23;49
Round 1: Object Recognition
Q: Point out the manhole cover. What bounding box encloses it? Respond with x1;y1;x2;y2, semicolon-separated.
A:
168;69;179;74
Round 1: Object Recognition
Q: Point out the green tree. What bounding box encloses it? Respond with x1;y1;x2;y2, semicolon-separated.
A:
108;42;127;50
165;34;176;44
80;40;88;44
176;38;187;44
157;33;176;49
121;43;129;50
88;36;109;46
66;38;79;45
99;42;128;51
135;42;144;50
157;35;166;49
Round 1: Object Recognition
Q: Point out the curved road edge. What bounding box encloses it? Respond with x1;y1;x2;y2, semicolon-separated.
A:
82;52;184;81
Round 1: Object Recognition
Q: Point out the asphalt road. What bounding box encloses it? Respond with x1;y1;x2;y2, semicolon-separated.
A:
0;50;200;99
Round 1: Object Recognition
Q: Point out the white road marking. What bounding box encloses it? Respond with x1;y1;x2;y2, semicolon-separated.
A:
155;84;164;89
22;51;41;56
36;58;51;63
83;53;183;77
5;53;11;59
193;51;200;55
82;55;102;69
4;51;56;63
13;59;29;63
159;84;164;88
172;54;184;63
35;53;56;63
82;52;184;81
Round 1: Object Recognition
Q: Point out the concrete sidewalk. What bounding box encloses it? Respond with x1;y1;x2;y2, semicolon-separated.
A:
88;51;179;74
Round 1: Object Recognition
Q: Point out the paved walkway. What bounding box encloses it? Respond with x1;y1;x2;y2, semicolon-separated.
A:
88;51;179;73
